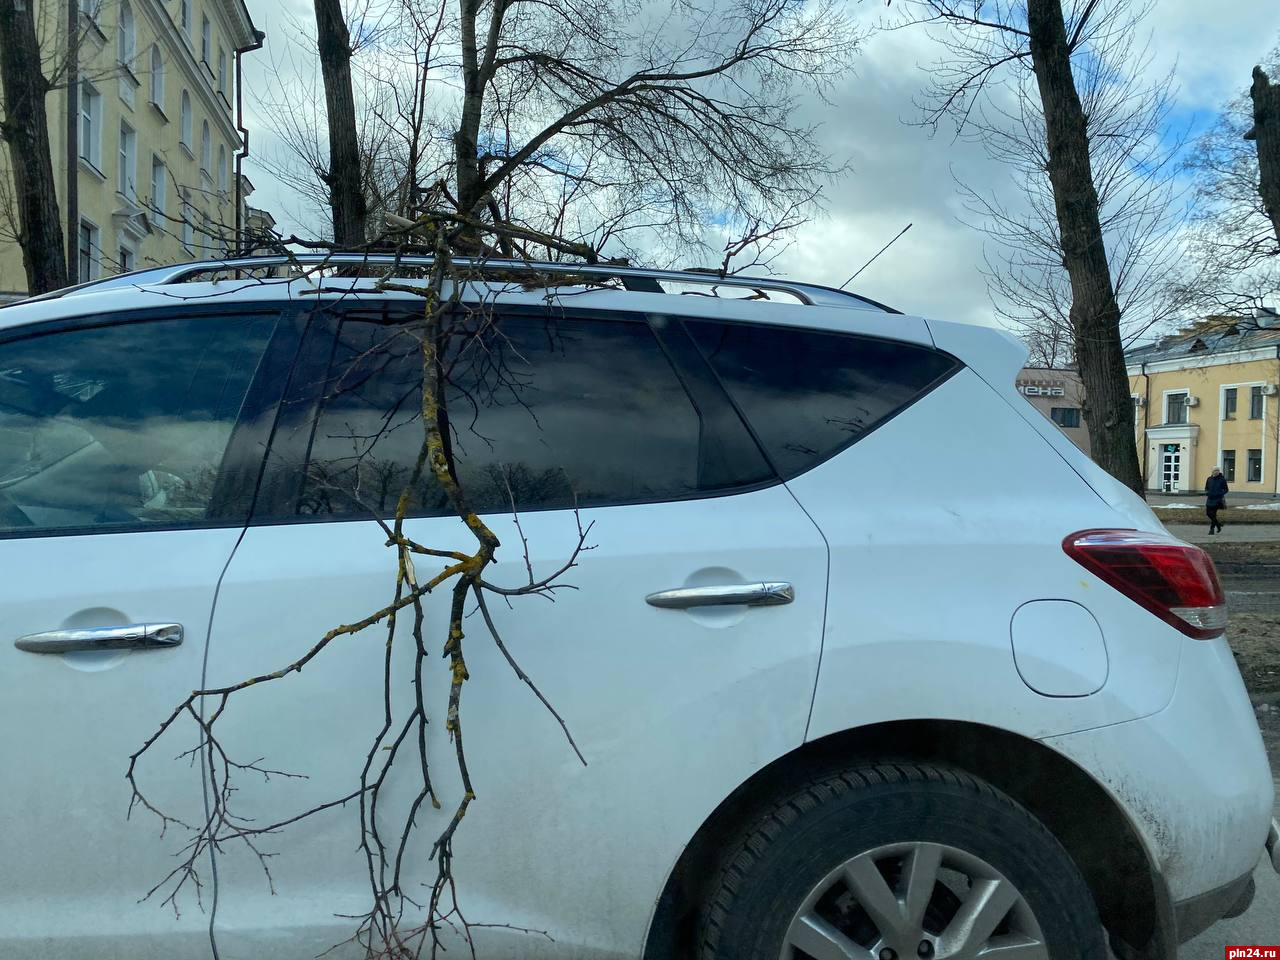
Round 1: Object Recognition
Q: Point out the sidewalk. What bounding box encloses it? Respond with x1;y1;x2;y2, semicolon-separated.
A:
1166;523;1280;543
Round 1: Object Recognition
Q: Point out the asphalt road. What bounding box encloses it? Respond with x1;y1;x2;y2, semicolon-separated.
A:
1183;851;1280;956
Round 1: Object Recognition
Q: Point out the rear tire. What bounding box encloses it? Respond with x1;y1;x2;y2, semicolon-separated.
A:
697;762;1107;960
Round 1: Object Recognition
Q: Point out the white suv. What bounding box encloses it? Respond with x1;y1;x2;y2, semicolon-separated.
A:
0;257;1275;960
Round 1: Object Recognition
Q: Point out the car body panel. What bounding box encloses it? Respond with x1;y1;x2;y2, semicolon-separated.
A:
798;368;1184;744
202;487;828;957
1044;633;1275;903
0;528;240;958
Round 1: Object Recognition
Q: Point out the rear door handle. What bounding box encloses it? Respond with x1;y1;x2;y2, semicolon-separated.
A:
645;582;794;609
14;623;184;654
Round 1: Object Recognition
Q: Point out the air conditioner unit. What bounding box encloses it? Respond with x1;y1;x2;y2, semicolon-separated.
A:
1185;395;1200;407
1262;383;1279;396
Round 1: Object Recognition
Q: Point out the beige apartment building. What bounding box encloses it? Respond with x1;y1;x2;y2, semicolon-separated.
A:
1127;310;1280;494
0;0;262;299
1017;367;1091;454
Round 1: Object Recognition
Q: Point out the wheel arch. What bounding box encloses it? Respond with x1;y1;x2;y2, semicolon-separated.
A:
642;718;1171;960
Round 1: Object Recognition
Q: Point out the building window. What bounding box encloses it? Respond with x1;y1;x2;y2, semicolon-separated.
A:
151;156;167;218
200;121;212;176
78;220;99;280
1050;407;1081;428
180;189;194;252
117;0;135;65
1223;387;1237;419
79;0;101;22
1250;385;1264;419
201;15;211;65
1222;450;1236;482
180;91;192;149
117;121;136;199
217;47;228;98
79;79;102;169
149;44;165;108
1247;449;1263;483
180;0;191;38
1166;392;1188;425
217;145;228;192
117;240;135;273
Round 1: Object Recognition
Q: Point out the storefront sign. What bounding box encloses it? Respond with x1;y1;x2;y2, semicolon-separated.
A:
1017;381;1067;397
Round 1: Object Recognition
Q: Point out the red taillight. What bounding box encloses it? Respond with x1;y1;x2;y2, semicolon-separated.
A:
1063;529;1227;640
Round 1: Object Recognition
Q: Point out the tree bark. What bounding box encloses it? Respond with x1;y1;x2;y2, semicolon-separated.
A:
0;0;68;294
1026;0;1143;494
314;0;367;247
1248;66;1280;247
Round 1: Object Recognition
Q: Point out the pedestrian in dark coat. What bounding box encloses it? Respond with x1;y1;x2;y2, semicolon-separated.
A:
1205;468;1229;534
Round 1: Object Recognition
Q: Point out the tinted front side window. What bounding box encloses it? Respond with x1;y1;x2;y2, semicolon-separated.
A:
0;314;273;535
296;311;731;518
686;320;960;478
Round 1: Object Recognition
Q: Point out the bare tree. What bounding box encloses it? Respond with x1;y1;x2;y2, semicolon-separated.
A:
1180;41;1280;319
0;0;68;293
316;0;371;245
1247;65;1280;248
260;0;856;262
946;10;1187;368
898;0;1144;493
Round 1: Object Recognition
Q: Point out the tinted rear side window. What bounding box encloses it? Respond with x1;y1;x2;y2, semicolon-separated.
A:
294;310;770;518
686;320;960;479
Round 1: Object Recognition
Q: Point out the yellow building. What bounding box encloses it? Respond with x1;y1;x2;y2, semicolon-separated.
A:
1128;310;1280;494
0;0;261;299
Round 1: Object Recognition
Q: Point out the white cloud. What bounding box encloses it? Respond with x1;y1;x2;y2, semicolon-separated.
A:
238;0;1280;330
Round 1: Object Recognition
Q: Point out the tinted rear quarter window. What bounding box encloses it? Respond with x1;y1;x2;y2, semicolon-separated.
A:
685;320;960;478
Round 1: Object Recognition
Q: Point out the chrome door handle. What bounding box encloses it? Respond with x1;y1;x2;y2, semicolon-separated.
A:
14;623;184;654
645;582;794;609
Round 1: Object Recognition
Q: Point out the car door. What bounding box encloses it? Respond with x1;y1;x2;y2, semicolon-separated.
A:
200;299;829;958
0;305;290;960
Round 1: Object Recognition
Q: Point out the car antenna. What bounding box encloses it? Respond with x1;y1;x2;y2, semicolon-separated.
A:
839;223;912;290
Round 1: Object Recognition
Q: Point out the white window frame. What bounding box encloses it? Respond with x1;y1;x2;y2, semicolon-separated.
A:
201;15;211;67
117;120;137;199
149;44;165;111
180;189;194;252
1247;448;1264;483
79;79;103;171
151;156;167;218
180;90;193;152
201;210;214;253
1163;389;1190;426
217;144;228;193
78;219;101;280
117;235;137;274
117;0;135;65
180;0;192;39
217;47;228;99
200;120;212;178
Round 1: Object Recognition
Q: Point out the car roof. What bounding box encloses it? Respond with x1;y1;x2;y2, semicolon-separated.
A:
0;254;933;342
2;254;899;311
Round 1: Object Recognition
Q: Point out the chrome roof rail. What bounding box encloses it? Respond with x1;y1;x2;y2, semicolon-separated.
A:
3;254;899;314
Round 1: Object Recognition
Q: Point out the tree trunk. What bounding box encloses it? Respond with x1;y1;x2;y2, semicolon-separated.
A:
1248;66;1280;247
1026;0;1143;495
0;0;68;294
314;0;367;247
453;0;487;251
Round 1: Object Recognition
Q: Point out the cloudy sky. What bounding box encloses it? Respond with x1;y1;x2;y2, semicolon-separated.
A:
240;0;1280;330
